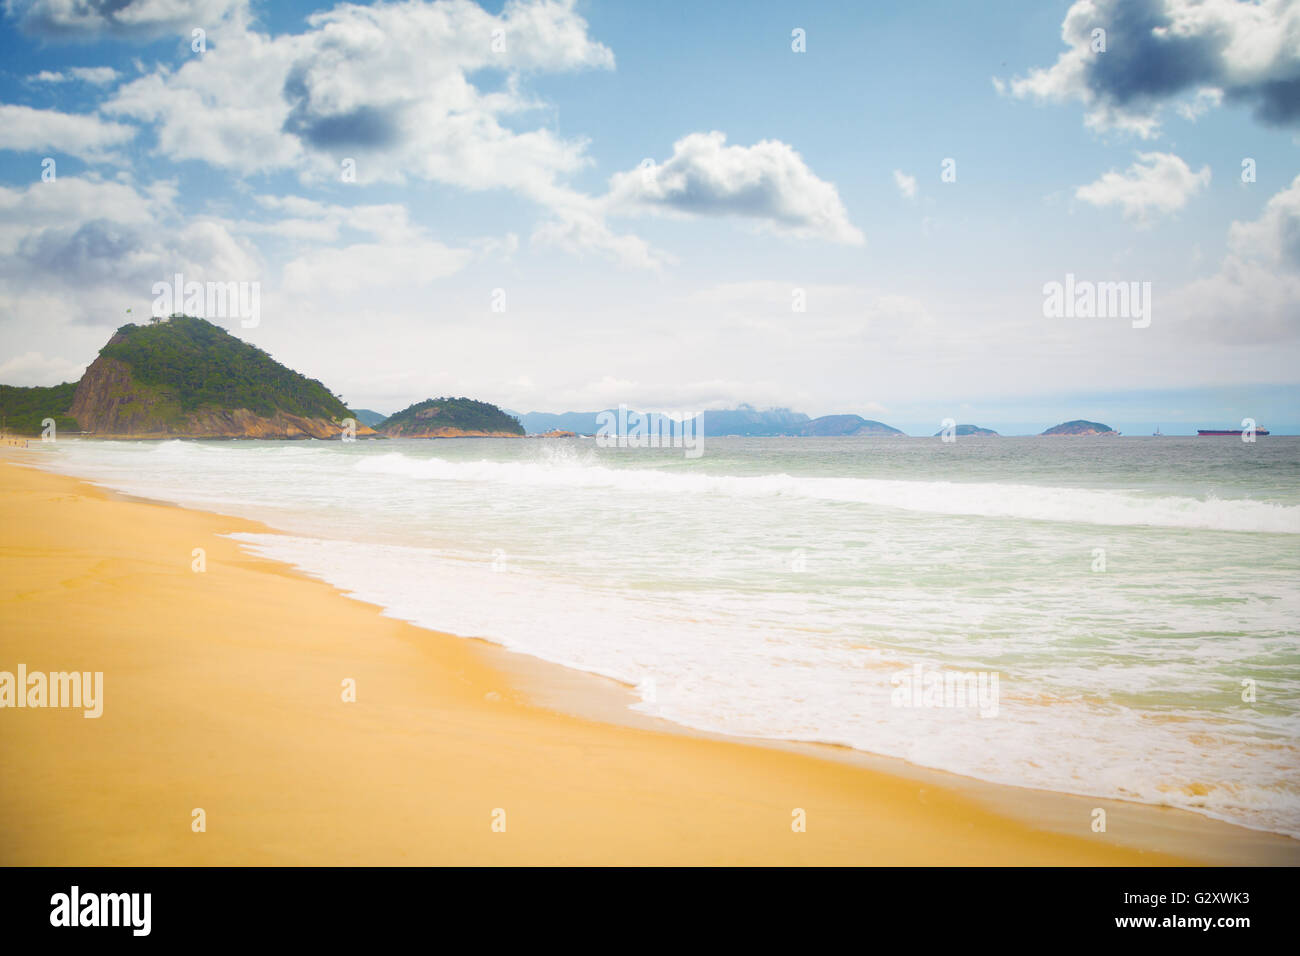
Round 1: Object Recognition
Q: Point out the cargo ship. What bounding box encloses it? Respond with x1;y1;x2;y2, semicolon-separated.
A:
1197;427;1269;436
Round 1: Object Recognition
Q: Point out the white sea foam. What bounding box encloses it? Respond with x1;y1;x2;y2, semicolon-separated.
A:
355;452;1300;533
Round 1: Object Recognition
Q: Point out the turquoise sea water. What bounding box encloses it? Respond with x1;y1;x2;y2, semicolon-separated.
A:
36;435;1300;837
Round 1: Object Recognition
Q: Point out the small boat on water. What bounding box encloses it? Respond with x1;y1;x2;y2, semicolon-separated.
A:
1197;427;1269;436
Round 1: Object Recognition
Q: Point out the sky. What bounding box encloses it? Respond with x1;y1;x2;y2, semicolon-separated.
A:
0;0;1298;434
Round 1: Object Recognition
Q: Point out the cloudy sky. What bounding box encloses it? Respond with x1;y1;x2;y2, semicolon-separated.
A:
0;0;1298;431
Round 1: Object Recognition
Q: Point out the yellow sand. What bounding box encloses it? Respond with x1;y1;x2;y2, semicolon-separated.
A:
0;457;1191;865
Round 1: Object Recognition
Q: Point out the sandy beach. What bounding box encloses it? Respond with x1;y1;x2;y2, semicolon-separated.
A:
1;453;1294;866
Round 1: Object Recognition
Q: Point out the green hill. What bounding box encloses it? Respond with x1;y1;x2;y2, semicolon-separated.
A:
1041;420;1117;436
380;397;524;437
65;316;374;438
96;317;350;419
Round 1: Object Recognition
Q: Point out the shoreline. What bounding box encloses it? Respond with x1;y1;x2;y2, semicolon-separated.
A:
2;452;1296;864
475;636;1300;865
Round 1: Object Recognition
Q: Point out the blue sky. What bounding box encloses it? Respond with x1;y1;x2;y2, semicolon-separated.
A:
0;0;1298;433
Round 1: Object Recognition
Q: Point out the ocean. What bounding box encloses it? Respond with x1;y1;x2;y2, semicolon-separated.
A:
34;435;1300;837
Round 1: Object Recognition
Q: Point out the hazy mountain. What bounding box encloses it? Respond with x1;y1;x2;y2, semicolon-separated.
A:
802;415;905;436
509;406;811;436
508;410;603;435
350;409;389;428
933;424;999;437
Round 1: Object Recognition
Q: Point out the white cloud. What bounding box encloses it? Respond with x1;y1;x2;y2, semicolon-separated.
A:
1002;0;1300;135
0;104;136;160
0;176;167;251
106;30;309;173
105;0;612;189
1075;152;1210;224
6;0;247;41
61;4;847;268
605;131;863;245
97;0;663;266
1230;179;1300;270
1176;174;1300;341
0;176;259;326
893;169;917;200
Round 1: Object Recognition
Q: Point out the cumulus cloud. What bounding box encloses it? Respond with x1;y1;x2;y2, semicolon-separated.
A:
0;176;164;247
1075;151;1211;224
68;3;846;267
0;176;259;325
605;131;863;244
5;0;246;41
95;0;661;265
1176;175;1300;341
1002;0;1300;135
105;0;612;188
0;104;135;160
893;170;918;200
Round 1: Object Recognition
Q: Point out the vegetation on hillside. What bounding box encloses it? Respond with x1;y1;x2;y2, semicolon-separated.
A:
1041;419;1115;435
98;316;353;420
0;383;79;435
382;397;524;435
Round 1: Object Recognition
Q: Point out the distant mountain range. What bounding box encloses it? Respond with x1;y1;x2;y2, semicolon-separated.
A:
508;406;905;437
0;319;1133;441
800;414;903;437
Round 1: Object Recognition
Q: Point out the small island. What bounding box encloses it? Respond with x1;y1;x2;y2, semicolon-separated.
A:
1041;420;1119;436
378;397;525;438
